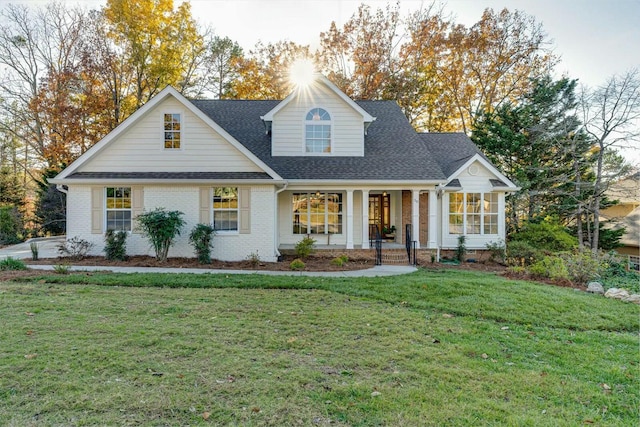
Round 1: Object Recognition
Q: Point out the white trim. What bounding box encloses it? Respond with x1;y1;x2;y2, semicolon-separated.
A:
448;154;518;190
261;74;375;123
53;86;283;182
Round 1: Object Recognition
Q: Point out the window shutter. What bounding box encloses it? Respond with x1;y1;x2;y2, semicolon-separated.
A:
239;187;251;234
199;187;211;224
91;187;103;234
131;186;144;233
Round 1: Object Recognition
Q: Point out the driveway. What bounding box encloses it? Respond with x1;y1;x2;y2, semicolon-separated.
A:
0;236;65;260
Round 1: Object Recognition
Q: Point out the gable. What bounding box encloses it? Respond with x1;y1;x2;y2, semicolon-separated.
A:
447;157;517;192
78;97;262;173
270;83;366;156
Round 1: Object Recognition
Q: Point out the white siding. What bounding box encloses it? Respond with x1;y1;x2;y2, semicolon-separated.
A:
271;84;365;157
441;160;507;249
65;184;277;262
79;98;262;173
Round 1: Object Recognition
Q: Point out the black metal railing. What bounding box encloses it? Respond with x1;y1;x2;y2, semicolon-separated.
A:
405;224;417;266
374;225;382;266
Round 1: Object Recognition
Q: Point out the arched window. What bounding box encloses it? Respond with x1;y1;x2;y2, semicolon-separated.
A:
305;108;331;153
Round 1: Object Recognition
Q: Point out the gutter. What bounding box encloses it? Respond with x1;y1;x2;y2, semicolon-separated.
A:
273;182;289;260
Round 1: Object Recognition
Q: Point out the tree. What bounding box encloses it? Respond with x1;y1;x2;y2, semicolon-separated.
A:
472;76;585;231
580;69;640;251
103;0;204;106
317;2;402;99
34;168;67;235
205;36;244;99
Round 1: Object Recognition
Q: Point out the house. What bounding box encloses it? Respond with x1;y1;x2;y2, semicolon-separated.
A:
601;171;640;265
50;74;518;262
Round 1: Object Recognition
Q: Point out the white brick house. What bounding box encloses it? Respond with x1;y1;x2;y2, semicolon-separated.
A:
51;74;517;262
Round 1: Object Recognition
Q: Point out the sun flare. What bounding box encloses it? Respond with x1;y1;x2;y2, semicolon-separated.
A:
289;58;317;88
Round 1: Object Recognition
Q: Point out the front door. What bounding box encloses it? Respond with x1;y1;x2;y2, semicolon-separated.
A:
369;193;390;236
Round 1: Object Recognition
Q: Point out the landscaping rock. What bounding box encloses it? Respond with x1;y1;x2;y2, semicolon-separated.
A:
621;294;640;305
586;281;605;294
604;288;630;300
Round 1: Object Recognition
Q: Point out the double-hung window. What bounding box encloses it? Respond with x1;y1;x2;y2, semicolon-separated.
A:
449;192;499;235
164;113;181;149
305;108;331;153
292;192;342;234
213;187;238;232
106;187;132;231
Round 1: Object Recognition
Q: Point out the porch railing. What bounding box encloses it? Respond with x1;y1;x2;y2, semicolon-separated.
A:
405;224;417;266
374;226;382;266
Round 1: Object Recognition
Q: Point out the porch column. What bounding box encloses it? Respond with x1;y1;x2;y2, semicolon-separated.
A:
346;189;354;249
412;189;421;248
361;189;369;249
428;189;438;248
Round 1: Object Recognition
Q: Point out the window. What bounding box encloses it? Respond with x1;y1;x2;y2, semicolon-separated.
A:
448;192;499;235
305;108;331;153
164;113;181;149
293;192;342;234
106;187;131;231
213;187;238;232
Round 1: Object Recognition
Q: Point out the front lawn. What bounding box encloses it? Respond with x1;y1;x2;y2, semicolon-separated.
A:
1;269;638;425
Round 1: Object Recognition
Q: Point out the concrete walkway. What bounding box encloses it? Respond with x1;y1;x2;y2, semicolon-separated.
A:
2;237;417;277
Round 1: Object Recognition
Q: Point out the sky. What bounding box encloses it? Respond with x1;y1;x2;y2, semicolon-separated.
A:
3;0;639;162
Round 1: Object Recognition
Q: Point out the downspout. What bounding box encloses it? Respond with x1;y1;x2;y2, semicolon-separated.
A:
274;182;288;260
56;184;68;194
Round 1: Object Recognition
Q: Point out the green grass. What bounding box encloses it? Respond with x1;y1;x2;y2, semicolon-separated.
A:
1;268;638;426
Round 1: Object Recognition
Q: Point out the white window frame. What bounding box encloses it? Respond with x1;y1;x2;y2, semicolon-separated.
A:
105;187;132;232
292;192;343;235
448;192;499;236
304;108;332;155
212;187;239;234
163;111;183;150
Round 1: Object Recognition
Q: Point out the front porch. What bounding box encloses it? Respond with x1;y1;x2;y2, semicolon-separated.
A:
278;187;440;251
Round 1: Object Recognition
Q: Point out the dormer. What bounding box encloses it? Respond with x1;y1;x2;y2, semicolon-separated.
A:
261;74;375;157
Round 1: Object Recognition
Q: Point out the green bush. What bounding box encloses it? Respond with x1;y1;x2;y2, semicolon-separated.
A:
188;223;215;264
30;242;39;261
290;258;306;270
510;221;577;252
560;250;605;284
136;208;185;262
485;240;506;264
245;251;261;267
506;240;543;266
331;255;349;267
104;230;128;261
295;236;316;259
528;256;569;281
0;257;27;271
455;235;467;262
0;205;23;245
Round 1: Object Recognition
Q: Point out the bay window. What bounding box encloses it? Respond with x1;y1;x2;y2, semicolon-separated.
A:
449;192;499;235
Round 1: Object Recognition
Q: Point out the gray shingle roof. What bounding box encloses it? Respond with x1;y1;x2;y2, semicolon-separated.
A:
189;99;449;181
418;133;486;177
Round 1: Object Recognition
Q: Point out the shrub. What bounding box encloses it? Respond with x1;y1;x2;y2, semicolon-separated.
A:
0;257;27;271
104;230;128;261
30;242;39;261
136;208;185;262
246;251;261;267
510;221;577;252
506;240;543;266
58;237;93;260
53;263;71;274
331;255;349;267
0;205;23;245
455;235;466;262
290;258;305;270
295;236;316;259
528;256;569;281
485;240;506;264
188;223;215;264
560;250;607;285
